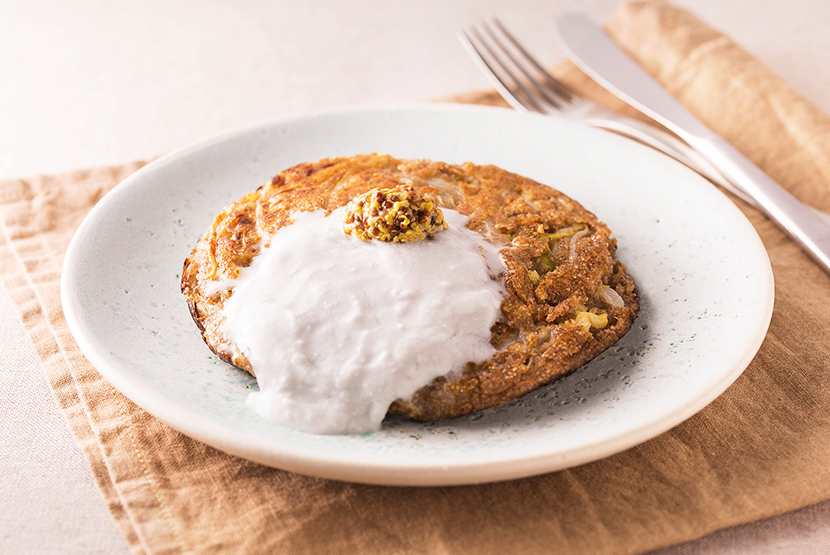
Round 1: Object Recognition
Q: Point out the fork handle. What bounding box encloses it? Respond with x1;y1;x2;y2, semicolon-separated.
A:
584;118;731;185
585;116;830;228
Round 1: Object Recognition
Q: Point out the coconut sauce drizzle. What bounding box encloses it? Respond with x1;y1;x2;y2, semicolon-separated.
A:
219;207;506;434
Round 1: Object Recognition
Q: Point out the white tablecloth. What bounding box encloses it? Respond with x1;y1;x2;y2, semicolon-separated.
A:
2;1;829;553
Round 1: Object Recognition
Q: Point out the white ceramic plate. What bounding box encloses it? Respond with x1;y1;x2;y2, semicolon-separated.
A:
62;105;774;486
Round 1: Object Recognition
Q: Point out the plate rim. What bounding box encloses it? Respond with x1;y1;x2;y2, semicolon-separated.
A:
61;103;775;486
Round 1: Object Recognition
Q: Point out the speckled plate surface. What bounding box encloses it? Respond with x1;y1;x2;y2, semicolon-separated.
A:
61;105;774;486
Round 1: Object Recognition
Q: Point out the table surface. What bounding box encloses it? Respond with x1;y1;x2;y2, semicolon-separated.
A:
2;1;830;553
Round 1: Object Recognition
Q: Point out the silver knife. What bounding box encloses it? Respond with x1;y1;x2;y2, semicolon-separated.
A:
555;13;830;276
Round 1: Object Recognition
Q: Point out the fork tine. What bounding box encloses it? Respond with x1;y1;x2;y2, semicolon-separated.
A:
481;21;566;110
469;26;552;113
462;26;551;114
492;18;574;102
458;28;538;113
457;29;527;112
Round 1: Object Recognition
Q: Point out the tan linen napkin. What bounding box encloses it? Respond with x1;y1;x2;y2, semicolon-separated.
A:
3;2;830;554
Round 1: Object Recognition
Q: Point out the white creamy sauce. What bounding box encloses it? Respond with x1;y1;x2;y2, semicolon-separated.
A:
220;207;505;435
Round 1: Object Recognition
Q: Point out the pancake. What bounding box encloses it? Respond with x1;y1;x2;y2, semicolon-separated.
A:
181;153;638;422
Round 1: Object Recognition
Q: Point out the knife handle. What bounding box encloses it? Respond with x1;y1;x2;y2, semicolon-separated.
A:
689;135;830;273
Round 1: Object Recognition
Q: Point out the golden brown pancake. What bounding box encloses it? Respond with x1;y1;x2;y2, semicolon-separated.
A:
181;153;638;422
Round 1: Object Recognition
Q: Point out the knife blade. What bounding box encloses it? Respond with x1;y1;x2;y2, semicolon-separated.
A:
555;12;830;276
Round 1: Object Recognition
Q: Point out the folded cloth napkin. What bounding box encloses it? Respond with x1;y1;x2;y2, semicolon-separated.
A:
3;2;830;554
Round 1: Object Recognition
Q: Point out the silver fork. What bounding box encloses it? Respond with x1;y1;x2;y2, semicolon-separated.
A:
458;19;757;205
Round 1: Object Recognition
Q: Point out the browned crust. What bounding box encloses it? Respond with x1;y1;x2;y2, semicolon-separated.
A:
181;153;639;421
